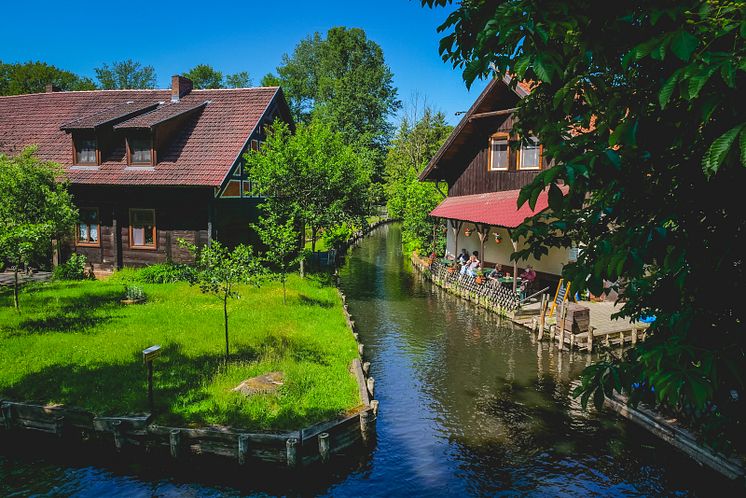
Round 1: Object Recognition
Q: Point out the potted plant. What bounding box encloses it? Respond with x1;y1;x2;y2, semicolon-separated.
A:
494;232;503;244
475;268;485;284
121;284;146;305
464;227;473;237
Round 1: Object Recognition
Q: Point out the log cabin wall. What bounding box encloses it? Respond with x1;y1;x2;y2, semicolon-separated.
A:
66;185;212;271
448;115;550;197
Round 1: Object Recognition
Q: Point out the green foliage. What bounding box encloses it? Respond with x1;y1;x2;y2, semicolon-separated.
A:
183;64;253;89
53;253;91;281
180;240;264;361
123;284;145;301
266;27;400;173
254;212;303;304
245;120;373;255
384;98;451;254
321;222;354;251
95;59;156;89
137;263;195;284
426;0;746;450
0;147;77;309
0;277;359;429
0;60;96;95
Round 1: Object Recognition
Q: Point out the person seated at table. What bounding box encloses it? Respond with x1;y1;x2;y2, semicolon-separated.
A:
460;251;481;277
457;248;469;265
520;264;537;284
487;263;503;281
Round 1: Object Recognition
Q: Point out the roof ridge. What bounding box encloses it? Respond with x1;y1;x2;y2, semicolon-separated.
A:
0;88;169;99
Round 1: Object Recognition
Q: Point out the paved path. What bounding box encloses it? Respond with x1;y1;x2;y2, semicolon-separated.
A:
0;271;52;287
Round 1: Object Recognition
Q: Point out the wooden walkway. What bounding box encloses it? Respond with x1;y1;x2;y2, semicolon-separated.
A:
0;271;52;287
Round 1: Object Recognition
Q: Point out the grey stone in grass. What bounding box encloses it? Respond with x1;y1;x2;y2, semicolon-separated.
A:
232;372;284;396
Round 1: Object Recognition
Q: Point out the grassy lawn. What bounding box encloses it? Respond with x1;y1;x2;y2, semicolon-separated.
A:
0;274;360;430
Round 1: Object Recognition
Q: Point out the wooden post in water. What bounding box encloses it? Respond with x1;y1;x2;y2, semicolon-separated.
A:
318;432;330;463
170;429;182;459
360;409;375;447
286;438;298;468
367;377;375;398
362;362;371;375
238;434;249;465
371;399;379;417
358;344;364;357
112;420;124;452
538;294;547;340
1;403;11;430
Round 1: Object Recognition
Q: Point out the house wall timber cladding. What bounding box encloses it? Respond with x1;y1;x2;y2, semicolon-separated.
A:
67;186;211;271
448;115;550;197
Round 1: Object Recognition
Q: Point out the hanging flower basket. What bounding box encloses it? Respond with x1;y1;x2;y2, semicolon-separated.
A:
494;232;503;244
464;227;473;237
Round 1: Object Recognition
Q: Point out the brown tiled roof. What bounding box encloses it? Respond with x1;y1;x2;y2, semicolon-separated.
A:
114;100;209;129
0;87;283;187
60;100;161;130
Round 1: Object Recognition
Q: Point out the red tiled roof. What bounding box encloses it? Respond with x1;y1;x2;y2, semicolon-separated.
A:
430;188;559;228
114;99;208;129
60;100;160;130
0;87;282;187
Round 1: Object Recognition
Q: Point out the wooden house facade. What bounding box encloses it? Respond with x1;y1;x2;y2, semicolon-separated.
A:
0;76;293;273
420;75;571;288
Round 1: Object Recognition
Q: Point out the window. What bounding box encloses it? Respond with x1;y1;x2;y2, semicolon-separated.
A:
488;133;509;171
76;208;100;246
518;136;542;170
129;209;156;248
128;134;152;165
75;136;97;165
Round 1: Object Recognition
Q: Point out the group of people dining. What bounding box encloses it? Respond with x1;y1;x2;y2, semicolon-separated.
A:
437;248;538;294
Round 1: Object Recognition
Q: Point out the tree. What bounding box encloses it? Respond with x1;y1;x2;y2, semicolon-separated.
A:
266;27;401;166
181;241;263;362
0;61;96;95
254;212;303;304
0;147;77;309
95;59;156;89
225;71;252;88
424;1;746;449
385;96;452;253
183;64;224;89
245;120;373;256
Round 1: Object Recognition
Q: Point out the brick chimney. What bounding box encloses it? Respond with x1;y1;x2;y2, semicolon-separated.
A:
171;75;193;102
45;83;61;93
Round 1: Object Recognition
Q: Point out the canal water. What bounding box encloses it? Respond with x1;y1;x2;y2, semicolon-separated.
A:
0;223;735;496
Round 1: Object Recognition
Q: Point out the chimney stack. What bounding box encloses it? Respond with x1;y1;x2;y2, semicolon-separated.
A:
171;75;193;102
45;83;61;93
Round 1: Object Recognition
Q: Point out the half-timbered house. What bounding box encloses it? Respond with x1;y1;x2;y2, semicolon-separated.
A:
0;76;293;273
419;75;571;290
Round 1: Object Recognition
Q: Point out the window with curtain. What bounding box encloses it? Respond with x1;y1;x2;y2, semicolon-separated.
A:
129;209;156;248
129;135;152;165
489;134;509;171
519;136;542;170
76;208;99;246
75;137;97;164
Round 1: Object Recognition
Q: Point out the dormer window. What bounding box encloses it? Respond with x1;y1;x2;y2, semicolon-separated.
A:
127;133;153;166
518;136;542;170
74;135;98;165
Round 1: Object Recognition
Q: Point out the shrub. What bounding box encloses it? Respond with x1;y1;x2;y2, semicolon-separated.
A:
322;223;354;251
53;253;91;281
123;284;145;301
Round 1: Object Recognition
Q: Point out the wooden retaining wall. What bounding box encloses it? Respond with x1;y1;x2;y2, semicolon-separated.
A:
0;288;379;470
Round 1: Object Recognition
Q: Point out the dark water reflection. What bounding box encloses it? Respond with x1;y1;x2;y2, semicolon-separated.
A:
0;224;737;496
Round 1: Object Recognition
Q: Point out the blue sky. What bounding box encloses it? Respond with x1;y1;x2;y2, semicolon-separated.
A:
0;0;488;125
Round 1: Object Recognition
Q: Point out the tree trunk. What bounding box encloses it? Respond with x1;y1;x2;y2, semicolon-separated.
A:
223;293;229;362
13;265;20;310
282;277;287;305
311;226;318;253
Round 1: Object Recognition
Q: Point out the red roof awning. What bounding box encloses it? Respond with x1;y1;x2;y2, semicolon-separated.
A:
430;188;553;228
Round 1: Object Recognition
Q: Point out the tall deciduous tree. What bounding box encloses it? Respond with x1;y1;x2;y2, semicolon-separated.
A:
225;71;252;88
265;27;400;168
181;240;263;362
0;61;96;95
0;147;77;309
245;120;373;256
183;64;253;89
424;0;746;449
95;59;156;89
385;96;452;253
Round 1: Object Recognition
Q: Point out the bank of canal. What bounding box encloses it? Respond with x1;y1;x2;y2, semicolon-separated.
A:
0;223;739;496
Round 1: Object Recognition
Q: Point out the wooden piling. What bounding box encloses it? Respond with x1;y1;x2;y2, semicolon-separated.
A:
112;420;124;452
360;409;374;447
538;294;547;340
238;434;249;465
286;437;298;468
358;343;364;356
362;361;371;375
371;399;379;417
318;432;330;463
170;429;182;459
1;403;11;430
366;377;375;398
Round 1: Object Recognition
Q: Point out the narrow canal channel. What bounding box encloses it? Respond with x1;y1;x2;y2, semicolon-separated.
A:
0;223;736;496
